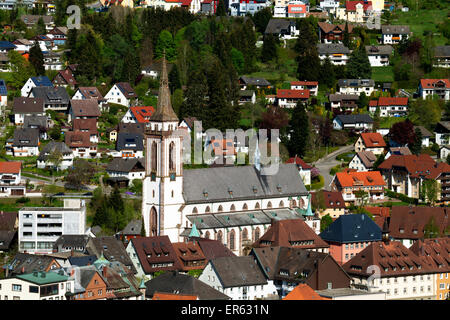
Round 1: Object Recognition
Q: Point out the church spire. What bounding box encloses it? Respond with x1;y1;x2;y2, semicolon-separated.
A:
151;53;179;122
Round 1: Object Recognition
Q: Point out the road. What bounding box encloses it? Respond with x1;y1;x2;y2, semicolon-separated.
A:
312;144;355;191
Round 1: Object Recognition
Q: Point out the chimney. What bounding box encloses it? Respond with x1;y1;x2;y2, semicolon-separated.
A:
71;249;74;257
102;266;108;277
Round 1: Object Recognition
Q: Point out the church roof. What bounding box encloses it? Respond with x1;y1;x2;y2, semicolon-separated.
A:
182;163;307;204
151;55;178;122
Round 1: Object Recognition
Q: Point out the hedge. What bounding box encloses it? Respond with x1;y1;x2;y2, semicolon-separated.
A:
384;188;418;205
306;175;325;191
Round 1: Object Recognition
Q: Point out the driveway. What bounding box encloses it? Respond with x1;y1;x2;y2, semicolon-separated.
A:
312;144;354;191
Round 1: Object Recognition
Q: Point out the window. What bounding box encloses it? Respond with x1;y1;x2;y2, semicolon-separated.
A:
98;289;102;296
29;286;38;293
229;230;235;250
12;284;22;292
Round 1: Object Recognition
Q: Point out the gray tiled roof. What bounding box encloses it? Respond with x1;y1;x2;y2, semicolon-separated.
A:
434;45;450;57
338;79;375;88
38;141;72;161
24;115;47;129
210;256;267;288
334;114;374;124
182;164;307;204
381;25;410;34
116;133;144;152
365;45;393;56
318;43;350;55
106;157;145;173
13;128;39;147
31;86;70;105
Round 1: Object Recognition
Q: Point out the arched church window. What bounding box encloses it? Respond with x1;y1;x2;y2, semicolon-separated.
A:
229;230;235;250
169;142;176;172
151;142;157;173
150;207;158;236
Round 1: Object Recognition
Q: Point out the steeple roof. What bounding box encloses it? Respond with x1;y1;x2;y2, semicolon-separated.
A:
151;54;179;122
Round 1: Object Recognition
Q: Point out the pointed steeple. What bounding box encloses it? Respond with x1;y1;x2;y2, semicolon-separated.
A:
151;53;179;122
304;194;314;217
189;222;200;238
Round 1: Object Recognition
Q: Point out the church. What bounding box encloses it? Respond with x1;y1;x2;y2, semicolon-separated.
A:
141;57;315;256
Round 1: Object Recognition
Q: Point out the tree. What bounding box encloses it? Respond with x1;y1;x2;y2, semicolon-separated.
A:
251;7;272;34
259;106;289;139
354;190;369;207
36;17;46;35
389;119;415;146
288;101;310;157
8;51;35;89
373;153;385;170
346;47;371;79
447;154;450;165
65;159;96;189
358;92;369;110
408;98;443;130
216;0;227;16
421;179;438;206
343;22;350;48
410;127;423;155
320;214;333;232
261;34;278;63
230;48;245;74
155;30;176;61
312;190;326;212
423;216;440;239
319;57;336;89
295;19;320;81
29;42;45;76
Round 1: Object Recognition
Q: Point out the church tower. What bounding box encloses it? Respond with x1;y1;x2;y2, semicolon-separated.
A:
142;55;184;241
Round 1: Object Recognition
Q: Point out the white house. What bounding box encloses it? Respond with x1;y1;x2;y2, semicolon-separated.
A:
369;97;409;117
104;82;137;107
18;199;86;254
381;25;410;45
418;79;450;101
434;121;450;146
0;271;75;300
198;256;278;300
354;132;386;155
37;141;74;171
21;76;53;97
333;114;374;131
338;79;375;96
72;87;108;111
317;43;350;65
319;0;339;12
365;45;393;67
12;39;33;52
0;161;26;197
9;128;39;157
290;81;318;96
440;145;450;161
349;151;376;172
106;158;146;183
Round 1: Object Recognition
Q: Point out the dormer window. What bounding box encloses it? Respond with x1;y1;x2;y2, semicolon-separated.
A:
228;187;233;197
203;189;208;198
252;186;257;194
276;184;282;192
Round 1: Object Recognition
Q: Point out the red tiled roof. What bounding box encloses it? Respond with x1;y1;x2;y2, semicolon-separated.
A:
73;118;98;133
378;154;448;179
318;22;354;34
410;238;450;271
364;206;390;218
360;132;386;148
283;284;329;300
346;1;372;11
370;97;408;107
65;131;93;148
129;106;155;123
335;171;386;188
291;81;318;86
311;191;346;209
420;79;450;89
55;69;77;85
253;219;330;249
277;89;310;99
172;242;207;271
0;161;21;174
181;0;192;5
288;4;307;14
286;156;313;169
153;292;198;300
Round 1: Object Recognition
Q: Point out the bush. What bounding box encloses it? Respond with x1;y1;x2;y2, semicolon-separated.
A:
384;188;418;204
16;197;31;204
306;175;324;190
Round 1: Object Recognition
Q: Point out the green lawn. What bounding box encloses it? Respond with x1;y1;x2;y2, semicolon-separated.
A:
378;116;407;129
371;66;395;83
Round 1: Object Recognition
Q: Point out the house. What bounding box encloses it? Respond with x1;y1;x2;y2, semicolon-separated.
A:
0;79;7;110
230;0;271;16
410;238;450;300
264;18;299;40
434;121;450;146
104;82;137;107
18;199;86;254
12;97;45;125
238;76;271;90
354;132;386;155
238;90;256;105
20;15;55;30
30;86;70;112
335;1;373;23
68;99;101;123
317;43;350;65
180;0;202;14
65;266;109;300
53;235;90;253
413;126;432;147
125;236;181;279
365;45;393;67
198;256;276;300
283;283;329;300
72;87;108;111
333;114;374;131
21;76;53;97
37;141;74;170
0;161;25;197
0;211;18;253
364;206;390;229
0;271;75;300
318;22;353;44
384;146;412;159
286;156;312;185
144;270;230;300
0;41;16;53
273;0;309;18
43;51;64;71
32;34;54;52
319;0;339;12
117;220;142;244
152;292;198;300
250;247;351;298
3;252;61;277
378;154;449;200
330;171;386;204
23;115;48;140
338;79;375;96
115;133;144;159
106;158;146;186
0;53;10;72
381;25;410;45
121;106;155;126
12;39;33;52
86;236;136;274
433;45;450;69
329;94;359;113
200;0;219;14
320;214;382;265
349;151;377;172
343;240;437;300
178;117;202;141
418;79;450;101
276;89;310;108
10;128;40;157
65;131;98;159
46;26;68;46
290;81;318;96
440;145;450;161
310;191;346;219
172;241;208;272
109;122;145;142
388;206;450;248
52;69;77;89
368;97;409;117
253;219;329;252
72;119;99;144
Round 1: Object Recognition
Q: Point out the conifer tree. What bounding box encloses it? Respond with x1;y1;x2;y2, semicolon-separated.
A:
29;42;45;76
288;101;310;157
